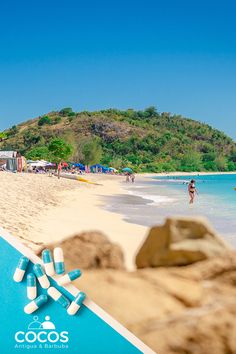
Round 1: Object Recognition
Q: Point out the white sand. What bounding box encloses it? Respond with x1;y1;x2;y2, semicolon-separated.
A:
32;175;148;270
0;172;147;270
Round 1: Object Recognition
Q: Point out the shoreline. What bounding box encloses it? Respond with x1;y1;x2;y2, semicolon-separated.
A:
139;171;236;178
124;172;236;248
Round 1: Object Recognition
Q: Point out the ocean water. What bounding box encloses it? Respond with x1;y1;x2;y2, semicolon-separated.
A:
104;174;236;247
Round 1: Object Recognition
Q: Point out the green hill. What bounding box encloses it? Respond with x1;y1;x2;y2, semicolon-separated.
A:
1;107;236;172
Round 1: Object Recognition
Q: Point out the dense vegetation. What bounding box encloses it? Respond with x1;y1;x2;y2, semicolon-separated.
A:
1;107;236;172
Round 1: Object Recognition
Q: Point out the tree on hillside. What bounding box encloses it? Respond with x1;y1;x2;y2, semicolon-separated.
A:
81;137;103;165
229;150;236;163
60;107;73;116
38;116;51;126
181;152;203;171
26;146;50;160
202;152;216;162
71;141;85;162
7;125;18;137
61;131;83;162
144;106;158;118
227;161;236;171
109;157;123;169
23;129;42;146
215;156;227;171
202;152;217;171
48;138;73;162
53;116;62;124
0;132;7;142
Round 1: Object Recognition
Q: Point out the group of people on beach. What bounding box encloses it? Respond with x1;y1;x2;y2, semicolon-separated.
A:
28;159;198;205
59;164;197;204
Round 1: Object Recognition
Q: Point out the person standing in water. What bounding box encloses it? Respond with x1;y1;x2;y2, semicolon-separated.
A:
131;174;135;183
125;173;130;183
188;179;198;204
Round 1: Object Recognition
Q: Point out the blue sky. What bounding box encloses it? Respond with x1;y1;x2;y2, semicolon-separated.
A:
0;0;236;139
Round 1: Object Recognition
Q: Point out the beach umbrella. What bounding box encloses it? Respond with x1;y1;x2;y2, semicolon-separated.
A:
122;167;133;173
30;161;47;167
46;162;56;167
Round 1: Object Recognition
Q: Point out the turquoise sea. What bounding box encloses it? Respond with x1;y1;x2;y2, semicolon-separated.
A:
105;174;236;247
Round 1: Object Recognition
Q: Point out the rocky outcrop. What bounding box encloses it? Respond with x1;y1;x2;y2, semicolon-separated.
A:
35;218;236;353
38;231;125;270
77;253;236;354
136;217;231;268
90;120;144;142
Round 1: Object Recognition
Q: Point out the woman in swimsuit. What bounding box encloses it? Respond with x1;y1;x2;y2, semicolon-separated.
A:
188;179;198;204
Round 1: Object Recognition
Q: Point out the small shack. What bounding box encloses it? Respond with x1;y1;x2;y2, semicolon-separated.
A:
0;151;25;172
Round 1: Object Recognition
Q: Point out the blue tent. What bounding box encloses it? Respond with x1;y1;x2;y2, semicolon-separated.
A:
90;164;108;173
72;163;85;170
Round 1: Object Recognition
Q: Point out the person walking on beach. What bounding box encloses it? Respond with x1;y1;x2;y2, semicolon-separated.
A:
57;162;62;179
188;179;198;204
131;174;135;183
125;173;130;183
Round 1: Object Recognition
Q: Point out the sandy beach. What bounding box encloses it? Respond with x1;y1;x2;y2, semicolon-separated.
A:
0;171;235;269
0;172;148;269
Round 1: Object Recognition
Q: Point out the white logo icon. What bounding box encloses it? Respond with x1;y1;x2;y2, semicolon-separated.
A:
28;316;56;330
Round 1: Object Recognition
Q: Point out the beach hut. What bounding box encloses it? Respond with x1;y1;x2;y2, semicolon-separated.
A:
0;150;25;172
